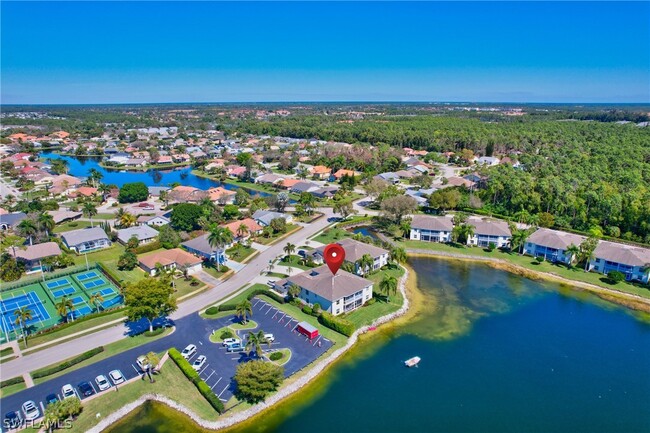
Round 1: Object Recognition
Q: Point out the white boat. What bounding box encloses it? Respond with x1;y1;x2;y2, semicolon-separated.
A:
404;356;421;367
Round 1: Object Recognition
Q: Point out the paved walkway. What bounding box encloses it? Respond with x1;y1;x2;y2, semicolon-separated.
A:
0;208;336;379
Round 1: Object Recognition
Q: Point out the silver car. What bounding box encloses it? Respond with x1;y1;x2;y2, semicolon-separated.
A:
21;401;39;421
95;374;111;391
109;369;125;385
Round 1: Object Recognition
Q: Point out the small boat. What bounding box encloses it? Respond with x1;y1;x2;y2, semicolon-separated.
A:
404;356;421;367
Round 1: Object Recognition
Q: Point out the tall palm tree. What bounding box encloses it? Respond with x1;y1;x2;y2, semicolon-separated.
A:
379;275;398;302
119;211;137;228
87;168;103;188
56;296;75;322
38;213;55;238
283;242;296;259
159;190;169;207
245;330;271;358
17;218;37;246
390;246;407;264
400;220;411;239
13;306;33;347
82;202;98;228
452;224;475;245
208;227;233;271
236;299;253;324
114;207;126;222
565;243;580;267
237;223;249;239
288;283;301;299
358;254;374;275
89;292;105;312
511;229;530;254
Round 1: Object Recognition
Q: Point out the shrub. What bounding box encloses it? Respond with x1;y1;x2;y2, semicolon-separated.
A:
535;256;544;263
134;240;162;255
168;348;224;413
220;329;234;339
269;352;283;361
234;359;284;403
246;289;286;304
318;312;355;337
218;303;237;312
205;306;219;315
302;305;312;315
144;328;165;337
32;347;104;379
69;222;79;228
1;376;25;388
607;271;625;284
487;242;496;252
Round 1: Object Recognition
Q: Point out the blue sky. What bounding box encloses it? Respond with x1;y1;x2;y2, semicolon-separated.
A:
2;1;648;103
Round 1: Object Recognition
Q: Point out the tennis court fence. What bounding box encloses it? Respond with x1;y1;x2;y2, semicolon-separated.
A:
0;264;100;293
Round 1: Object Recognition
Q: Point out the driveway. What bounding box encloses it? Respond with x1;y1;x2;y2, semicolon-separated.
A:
0;297;333;420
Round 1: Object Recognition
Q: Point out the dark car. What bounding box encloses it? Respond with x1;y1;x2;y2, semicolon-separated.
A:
4;410;23;429
45;393;59;406
78;381;94;397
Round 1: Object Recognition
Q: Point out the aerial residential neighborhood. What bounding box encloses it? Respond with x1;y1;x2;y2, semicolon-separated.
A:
1;1;649;432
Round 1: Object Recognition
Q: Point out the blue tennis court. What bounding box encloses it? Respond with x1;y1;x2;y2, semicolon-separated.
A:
0;291;50;332
83;278;107;289
46;278;72;289
76;271;98;281
91;288;116;297
51;287;76;298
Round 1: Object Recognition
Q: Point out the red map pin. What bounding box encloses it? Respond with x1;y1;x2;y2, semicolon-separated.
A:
323;243;345;275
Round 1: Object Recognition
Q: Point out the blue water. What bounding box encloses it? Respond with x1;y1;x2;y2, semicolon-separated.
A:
350;226;380;240
108;258;650;433
39;152;267;197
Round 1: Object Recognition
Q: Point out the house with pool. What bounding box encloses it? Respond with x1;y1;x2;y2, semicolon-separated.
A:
8;242;62;273
60;227;112;254
274;265;373;316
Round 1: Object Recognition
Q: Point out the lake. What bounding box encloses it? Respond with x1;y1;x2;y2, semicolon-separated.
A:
107;258;650;433
39;152;269;197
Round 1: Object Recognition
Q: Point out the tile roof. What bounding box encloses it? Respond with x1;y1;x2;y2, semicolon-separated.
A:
221;218;262;236
314;238;388;263
527;228;586;250
9;242;62;261
411;215;454;231
468;218;512;237
139;248;202;269
277;265;372;302
593;241;650;267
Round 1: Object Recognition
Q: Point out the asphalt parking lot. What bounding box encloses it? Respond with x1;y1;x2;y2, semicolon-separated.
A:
0;297;333;427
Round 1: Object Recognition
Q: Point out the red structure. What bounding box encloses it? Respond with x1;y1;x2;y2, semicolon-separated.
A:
296;321;319;339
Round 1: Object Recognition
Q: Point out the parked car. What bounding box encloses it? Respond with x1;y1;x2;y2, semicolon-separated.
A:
78;381;94;397
45;394;59;406
226;343;245;353
108;369;125;385
3;411;23;429
298;250;307;257
264;333;275;343
61;384;76;400
95;375;111;391
192;355;207;371
21;401;39;421
181;344;197;360
266;280;276;287
222;338;240;346
136;355;151;372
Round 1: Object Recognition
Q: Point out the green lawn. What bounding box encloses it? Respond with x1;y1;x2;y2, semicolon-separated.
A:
226;244;257;262
201;264;231;280
255;224;302;245
270;348;292;366
0;381;26;398
172;277;207;299
343;266;405;329
96;213;116;220
397;239;650;300
311;227;353;244
230;320;259;331
53;220;92;233
67;357;219;433
0;347;13;357
20;309;125;351
277;254;313;270
267;272;289;278
32;328;173;385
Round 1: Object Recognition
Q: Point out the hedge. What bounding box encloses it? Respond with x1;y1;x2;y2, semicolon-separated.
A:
218;303;237;312
26;307;123;341
269;352;283;361
134;240;162;255
32;347;105;379
318;312;355;337
246;289;286;304
144;328;165;337
0;376;25;388
168;348;224;413
205;306;220;315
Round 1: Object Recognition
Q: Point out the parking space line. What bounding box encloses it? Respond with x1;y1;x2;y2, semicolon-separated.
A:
39;401;45;414
132;364;141;375
90;381;98;395
211;377;222;390
265;307;275;315
322;338;330;343
277;313;286;322
204;370;215;382
253;299;261;307
231;356;240;360
313;335;322;346
218;384;230;397
199;364;209;375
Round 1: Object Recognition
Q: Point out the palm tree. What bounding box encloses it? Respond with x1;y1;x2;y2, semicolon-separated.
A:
452;223;475;245
119;211;137;228
208;227;233;271
114;207;126;222
510;229;530;254
237;223;249;239
38;213;55;238
159;190;169;207
236;300;253;324
89;292;105;312
17;218;37;246
82;202;98;228
49;158;68;175
87;168;103;188
400;220;411;239
13;306;33;347
283;242;296;259
288;283;301;299
565;243;580;267
379;275;398;302
358;254;374;275
245;330;271;358
56;296;75;322
390;246;407;264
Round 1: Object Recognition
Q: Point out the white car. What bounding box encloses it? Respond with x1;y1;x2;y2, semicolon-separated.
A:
61;384;76;400
222;338;240;346
21;401;39;421
192;355;207;371
109;369;125;385
181;344;197;360
264;333;275;343
136;355;151;371
95;374;111;391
